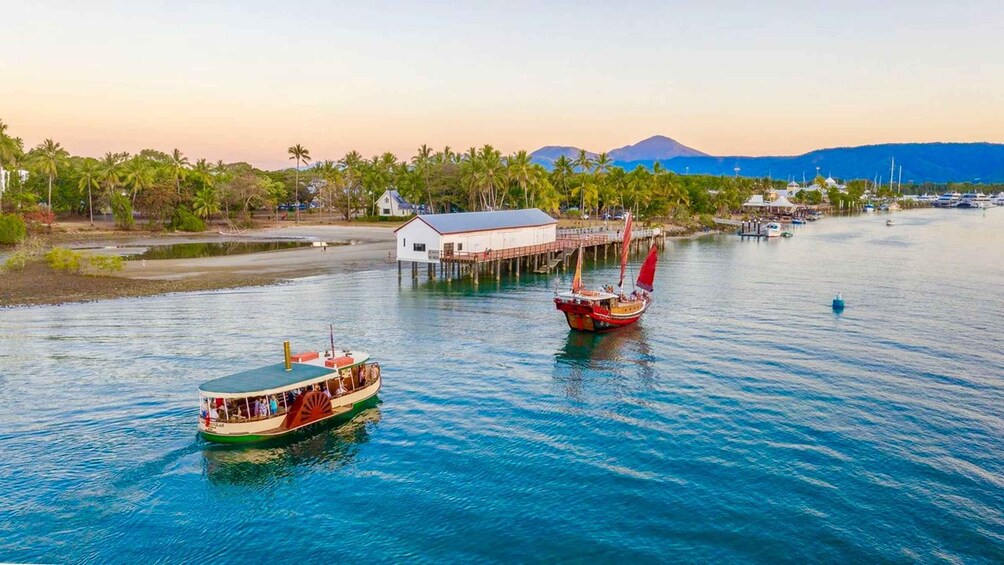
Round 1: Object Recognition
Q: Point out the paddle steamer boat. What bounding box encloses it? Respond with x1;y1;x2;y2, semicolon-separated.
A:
198;341;380;444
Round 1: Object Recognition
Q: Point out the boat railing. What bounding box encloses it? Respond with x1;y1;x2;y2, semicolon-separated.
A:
202;363;381;424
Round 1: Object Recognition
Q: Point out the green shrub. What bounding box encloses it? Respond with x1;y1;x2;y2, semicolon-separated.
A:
0;214;27;245
45;247;84;273
169;207;206;232
358;214;409;223
698;214;715;228
87;254;125;274
3;237;45;272
111;193;134;229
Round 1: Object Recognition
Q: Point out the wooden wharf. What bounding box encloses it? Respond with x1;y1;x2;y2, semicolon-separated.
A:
399;227;666;284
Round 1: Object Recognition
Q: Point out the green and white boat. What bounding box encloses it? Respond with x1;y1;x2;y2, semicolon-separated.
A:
198;342;381;444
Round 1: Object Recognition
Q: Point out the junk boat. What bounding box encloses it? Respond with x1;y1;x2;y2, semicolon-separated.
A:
554;213;659;332
198;339;380;444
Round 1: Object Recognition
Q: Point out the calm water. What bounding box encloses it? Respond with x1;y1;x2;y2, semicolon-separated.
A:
1;209;1002;563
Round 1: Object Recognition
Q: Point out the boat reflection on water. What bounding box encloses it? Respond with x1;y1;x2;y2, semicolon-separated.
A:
201;405;381;486
553;326;656;400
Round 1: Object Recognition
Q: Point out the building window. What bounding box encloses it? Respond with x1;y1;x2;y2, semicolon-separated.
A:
413;243;426;252
383;208;391;215
457;243;463;251
403;238;406;247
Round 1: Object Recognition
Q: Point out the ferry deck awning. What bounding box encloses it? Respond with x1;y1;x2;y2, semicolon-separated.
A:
199;362;334;398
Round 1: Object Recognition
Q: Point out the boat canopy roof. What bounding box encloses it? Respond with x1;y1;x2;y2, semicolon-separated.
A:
199;352;369;397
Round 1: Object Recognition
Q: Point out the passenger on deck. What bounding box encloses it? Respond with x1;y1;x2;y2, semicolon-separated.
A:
269;396;278;415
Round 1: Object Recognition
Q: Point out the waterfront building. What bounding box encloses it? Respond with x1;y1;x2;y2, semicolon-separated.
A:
377;190;416;217
395;208;556;264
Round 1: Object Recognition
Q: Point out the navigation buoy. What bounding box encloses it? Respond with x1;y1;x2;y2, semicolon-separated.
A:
832;293;845;311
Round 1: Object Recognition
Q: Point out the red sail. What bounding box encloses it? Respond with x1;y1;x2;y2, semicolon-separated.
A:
571;246;584;293
619;212;633;288
635;244;658;292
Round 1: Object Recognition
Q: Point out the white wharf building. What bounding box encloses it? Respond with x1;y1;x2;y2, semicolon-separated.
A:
394;209;557;263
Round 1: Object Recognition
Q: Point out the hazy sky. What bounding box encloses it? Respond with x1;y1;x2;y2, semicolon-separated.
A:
3;1;1002;168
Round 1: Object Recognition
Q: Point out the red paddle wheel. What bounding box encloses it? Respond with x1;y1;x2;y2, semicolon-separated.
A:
283;391;334;429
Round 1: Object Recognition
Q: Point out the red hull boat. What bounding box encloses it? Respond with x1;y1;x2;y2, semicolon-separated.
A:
554;214;659;332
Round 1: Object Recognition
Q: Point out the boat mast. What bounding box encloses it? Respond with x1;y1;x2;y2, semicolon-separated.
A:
619;212;633;289
571;246;584;293
889;157;895;194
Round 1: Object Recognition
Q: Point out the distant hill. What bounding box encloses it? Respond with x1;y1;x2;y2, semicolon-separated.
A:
530;146;597;167
608;135;707;161
530;137;1004;183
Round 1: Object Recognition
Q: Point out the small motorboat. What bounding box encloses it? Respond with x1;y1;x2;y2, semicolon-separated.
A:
832;293;845;311
886;219;895;226
791;218;806;225
764;222;782;237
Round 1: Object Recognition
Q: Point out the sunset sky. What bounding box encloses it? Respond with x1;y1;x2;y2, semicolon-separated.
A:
3;1;1002;169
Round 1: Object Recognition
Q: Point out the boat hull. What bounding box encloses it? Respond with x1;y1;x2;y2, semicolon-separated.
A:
555;297;650;332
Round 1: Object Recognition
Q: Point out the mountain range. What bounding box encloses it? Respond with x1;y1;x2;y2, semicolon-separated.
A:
529;136;1004;183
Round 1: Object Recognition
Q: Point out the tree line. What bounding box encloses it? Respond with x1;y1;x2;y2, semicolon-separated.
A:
8;117;975;231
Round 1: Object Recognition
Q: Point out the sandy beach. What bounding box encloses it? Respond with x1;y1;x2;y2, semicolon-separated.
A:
1;223;397;307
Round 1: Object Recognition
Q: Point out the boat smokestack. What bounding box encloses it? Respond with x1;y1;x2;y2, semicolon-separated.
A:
283;341;292;371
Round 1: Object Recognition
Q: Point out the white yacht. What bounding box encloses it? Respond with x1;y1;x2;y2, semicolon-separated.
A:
995;192;1004;206
933;191;961;208
764;222;782;238
957;192;995;209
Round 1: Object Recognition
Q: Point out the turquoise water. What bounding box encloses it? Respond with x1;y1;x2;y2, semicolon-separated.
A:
1;209;1002;562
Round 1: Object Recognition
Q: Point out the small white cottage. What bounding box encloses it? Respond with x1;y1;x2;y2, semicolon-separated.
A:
395;209;557;263
377;190;415;217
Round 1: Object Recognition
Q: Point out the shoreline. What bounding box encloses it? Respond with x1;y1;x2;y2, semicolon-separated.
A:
1;222;716;309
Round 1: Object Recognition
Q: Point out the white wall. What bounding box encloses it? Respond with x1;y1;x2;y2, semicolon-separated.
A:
396;220;556;263
442;224;555;254
395;219;441;263
378;191;413;217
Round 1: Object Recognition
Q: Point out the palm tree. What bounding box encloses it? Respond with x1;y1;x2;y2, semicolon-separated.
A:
97;152;123;195
412;144;434;213
314;160;341;216
287;144;310;222
123;157;153;206
340;150;363;220
573;150;594;214
551;155;574;211
169;148;189;194
77;159;100;224
192;186;220;219
476;145;505;210
34;138;69;225
507;150;534;208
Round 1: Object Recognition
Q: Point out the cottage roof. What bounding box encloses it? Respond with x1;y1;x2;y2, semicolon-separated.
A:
743;195;767;207
396;208;556;235
384;189;413;209
770;196;797;209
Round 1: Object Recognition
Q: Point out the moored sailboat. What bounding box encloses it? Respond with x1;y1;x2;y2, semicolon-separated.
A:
554;214;659;332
